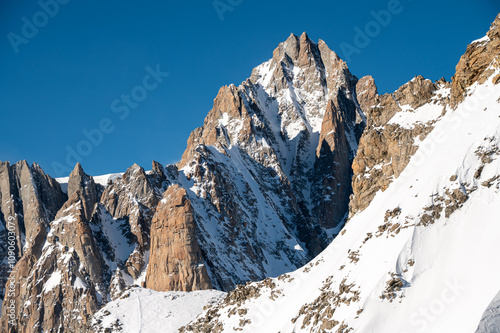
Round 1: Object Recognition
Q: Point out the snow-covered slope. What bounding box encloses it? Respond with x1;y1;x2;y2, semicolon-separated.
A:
476;289;500;333
181;49;500;333
87;44;500;333
90;288;225;333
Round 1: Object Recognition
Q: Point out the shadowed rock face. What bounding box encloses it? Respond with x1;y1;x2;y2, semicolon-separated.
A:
146;185;212;292
0;165;105;333
311;101;352;233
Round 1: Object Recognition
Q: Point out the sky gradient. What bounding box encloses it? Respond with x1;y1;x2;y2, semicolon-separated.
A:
0;0;498;177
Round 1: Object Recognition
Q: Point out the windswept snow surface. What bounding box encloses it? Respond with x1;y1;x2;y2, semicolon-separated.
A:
56;173;123;193
185;71;500;332
91;288;225;333
475;289;500;333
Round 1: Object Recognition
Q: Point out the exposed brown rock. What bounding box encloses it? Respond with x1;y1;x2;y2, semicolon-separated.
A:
146;185;212;292
0;161;66;253
451;15;500;106
179;85;249;168
68;162;100;221
393;76;436;109
356;75;378;114
349;77;439;216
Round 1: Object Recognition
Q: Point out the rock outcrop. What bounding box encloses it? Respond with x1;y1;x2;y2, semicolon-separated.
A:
349;75;447;216
451;14;500;106
349;14;500;217
146;185;212;291
3;14;500;333
0;165;105;332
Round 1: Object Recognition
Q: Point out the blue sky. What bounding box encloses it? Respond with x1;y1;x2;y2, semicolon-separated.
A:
0;0;498;177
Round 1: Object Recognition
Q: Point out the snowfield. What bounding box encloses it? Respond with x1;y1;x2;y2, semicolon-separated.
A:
476;290;500;333
91;288;226;332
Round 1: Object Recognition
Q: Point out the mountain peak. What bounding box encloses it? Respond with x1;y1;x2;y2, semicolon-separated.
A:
299;31;311;42
67;161;98;220
70;162;84;176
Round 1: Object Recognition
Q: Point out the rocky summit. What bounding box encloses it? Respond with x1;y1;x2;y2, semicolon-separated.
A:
2;13;500;333
0;31;367;332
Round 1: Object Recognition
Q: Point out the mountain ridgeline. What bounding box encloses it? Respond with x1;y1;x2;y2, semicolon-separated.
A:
0;32;366;332
1;14;500;333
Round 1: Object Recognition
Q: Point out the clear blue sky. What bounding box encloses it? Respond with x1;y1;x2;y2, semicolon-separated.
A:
0;0;498;177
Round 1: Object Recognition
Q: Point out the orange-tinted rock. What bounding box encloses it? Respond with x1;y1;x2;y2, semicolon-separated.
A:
146;185;212;291
349;77;440;216
451;15;500;106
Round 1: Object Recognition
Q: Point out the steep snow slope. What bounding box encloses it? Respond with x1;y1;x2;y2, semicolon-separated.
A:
181;66;500;333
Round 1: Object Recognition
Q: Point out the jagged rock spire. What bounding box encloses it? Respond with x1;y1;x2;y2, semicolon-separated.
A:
67;162;99;221
146;185;212;292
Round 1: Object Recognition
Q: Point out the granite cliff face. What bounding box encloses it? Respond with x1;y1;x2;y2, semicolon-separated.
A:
0;161;66;308
146;185;212;292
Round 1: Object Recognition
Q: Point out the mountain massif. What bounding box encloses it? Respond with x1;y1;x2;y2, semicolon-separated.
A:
1;13;500;333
